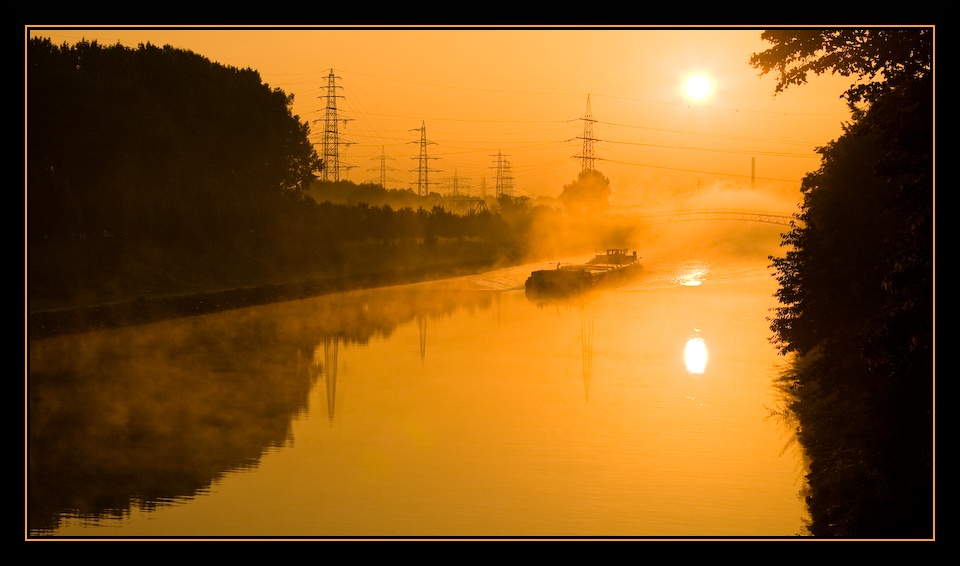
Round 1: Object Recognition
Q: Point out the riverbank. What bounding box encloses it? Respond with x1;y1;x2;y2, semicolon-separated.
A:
26;237;528;342
27;260;506;342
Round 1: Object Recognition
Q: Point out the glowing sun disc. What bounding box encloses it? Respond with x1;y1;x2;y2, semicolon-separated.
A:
684;74;712;101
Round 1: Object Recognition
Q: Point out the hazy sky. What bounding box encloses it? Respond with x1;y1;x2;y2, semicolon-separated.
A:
27;25;857;208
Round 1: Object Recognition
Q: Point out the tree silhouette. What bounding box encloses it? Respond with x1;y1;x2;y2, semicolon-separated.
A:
558;169;611;217
27;37;321;245
753;27;932;538
749;28;932;106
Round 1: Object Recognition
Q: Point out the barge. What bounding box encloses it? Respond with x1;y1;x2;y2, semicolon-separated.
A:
525;248;642;299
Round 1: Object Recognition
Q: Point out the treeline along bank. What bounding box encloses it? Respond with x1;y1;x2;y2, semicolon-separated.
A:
26;37;633;334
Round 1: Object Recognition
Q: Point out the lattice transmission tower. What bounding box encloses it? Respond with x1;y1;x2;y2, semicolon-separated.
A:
410;121;440;196
318;69;354;182
492;150;515;198
368;146;398;189
450;169;463;197
575;94;600;172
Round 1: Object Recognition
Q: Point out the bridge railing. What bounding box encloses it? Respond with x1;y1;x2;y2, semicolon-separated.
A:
626;208;797;226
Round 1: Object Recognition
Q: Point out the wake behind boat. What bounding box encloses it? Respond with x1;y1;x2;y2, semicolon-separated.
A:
525;248;642;300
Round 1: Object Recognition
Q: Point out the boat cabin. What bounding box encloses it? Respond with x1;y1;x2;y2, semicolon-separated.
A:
594;248;638;265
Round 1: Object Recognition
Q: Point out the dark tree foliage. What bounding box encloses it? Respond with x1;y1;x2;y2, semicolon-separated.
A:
754;28;932;538
308;180;442;210
27;37;320;244
749;28;932;106
558;169;611;217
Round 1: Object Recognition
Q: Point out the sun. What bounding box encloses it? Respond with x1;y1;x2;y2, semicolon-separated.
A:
683;74;713;102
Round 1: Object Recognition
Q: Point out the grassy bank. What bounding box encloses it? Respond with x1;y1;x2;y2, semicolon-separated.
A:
27;238;519;341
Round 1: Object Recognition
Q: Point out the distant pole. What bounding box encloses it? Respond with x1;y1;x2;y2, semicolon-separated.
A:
379;146;387;189
416;122;429;196
751;157;756;189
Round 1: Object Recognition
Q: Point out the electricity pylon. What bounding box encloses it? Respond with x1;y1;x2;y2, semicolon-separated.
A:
409;121;440;196
492;150;515;198
368;146;397;189
575;94;600;172
318;69;354;182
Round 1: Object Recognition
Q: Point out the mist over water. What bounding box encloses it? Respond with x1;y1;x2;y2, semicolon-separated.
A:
28;197;805;538
519;179;799;268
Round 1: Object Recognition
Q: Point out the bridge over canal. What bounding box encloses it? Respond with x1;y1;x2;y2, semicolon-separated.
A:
630;208;797;226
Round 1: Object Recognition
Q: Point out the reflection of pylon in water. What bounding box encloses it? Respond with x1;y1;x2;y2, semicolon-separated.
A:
322;337;340;422
580;307;594;402
418;315;427;363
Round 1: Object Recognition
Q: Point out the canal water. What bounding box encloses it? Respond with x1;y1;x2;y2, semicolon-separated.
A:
27;223;809;538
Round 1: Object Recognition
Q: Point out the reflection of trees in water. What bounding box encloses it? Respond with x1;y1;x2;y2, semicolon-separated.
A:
27;285;496;534
28;328;314;534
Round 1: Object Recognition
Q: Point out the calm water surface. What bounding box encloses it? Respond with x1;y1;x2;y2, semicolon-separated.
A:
28;244;808;538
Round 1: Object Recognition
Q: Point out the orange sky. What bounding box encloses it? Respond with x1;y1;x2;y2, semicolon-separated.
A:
26;25;857;209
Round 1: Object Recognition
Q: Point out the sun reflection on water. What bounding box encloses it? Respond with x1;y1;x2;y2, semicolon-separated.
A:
676;266;708;286
684;332;708;375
